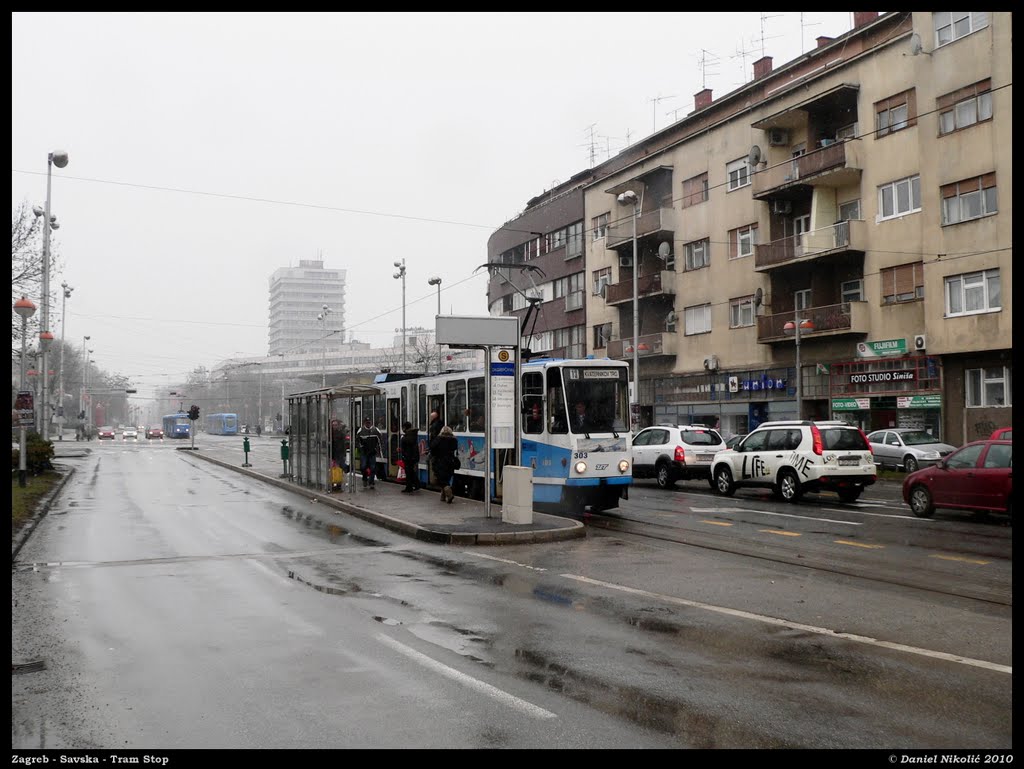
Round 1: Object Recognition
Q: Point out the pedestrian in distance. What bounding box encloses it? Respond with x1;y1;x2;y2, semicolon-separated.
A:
400;421;421;493
428;411;443;443
356;417;384;489
429;425;459;504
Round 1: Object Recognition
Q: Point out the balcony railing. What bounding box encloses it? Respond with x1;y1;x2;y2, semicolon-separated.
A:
605;270;676;306
607;331;677;359
752;140;859;198
755;220;863;270
606;207;673;249
757;301;868;342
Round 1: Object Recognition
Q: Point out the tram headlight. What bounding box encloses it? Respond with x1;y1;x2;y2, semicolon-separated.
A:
574;461;587;474
618;459;630;473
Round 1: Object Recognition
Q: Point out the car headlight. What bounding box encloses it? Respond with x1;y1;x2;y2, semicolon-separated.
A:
574;461;587;474
921;451;940;459
618;459;630;473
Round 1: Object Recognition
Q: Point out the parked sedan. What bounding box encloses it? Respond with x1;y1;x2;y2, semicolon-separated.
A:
903;439;1012;519
866;429;956;473
97;426;116;440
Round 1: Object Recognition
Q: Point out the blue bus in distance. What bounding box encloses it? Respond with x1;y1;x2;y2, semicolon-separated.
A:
162;413;190;439
206;413;239;435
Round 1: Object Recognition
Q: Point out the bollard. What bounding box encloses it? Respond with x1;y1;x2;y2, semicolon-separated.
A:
280;439;290;478
242;436;252;467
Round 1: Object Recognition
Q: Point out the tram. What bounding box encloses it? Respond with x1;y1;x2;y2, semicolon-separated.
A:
373;357;633;513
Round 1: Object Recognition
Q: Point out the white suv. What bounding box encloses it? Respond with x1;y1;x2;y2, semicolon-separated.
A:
632;425;727;489
710;420;876;503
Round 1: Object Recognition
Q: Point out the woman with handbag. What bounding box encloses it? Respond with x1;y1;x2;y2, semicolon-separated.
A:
429;425;460;504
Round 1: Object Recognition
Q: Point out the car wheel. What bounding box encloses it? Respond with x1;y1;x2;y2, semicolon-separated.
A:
656;462;675;489
777;469;803;503
713;466;735;497
903;455;919;474
909;485;934;518
837;488;861;503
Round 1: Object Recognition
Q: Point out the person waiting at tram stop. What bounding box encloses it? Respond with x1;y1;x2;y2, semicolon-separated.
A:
430;425;459;504
400;421;421;493
356;417;383;488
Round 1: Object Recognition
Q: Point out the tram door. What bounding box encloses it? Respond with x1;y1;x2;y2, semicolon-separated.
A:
426;394;445;485
386;395;402;480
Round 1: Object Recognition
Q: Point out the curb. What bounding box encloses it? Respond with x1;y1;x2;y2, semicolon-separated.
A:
185;452;584;545
12;464;76;564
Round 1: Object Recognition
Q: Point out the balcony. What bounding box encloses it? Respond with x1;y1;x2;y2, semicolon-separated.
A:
757;301;869;343
755;220;865;271
606;207;674;250
752;140;861;199
607;332;677;359
605;270;676;306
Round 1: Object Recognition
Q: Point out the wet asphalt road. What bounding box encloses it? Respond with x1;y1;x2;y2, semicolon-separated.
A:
11;441;1013;748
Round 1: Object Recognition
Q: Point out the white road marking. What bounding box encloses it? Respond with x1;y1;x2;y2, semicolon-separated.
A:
470;552;547;571
561;574;1010;675
821;507;929;520
689;507;860;525
377;634;557;719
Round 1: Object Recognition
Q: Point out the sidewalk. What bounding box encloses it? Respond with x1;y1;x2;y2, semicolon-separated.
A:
182;438;585;546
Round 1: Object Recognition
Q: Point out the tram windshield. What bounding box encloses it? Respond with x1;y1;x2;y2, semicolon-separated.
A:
562;367;629;433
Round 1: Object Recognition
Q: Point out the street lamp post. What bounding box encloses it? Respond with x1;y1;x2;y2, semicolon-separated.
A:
617;190;640;430
317;304;332;388
15;297;37;487
57;282;73;440
393;259;406;371
428;276;442;373
783;295;815;419
34;149;69;441
79;336;91;432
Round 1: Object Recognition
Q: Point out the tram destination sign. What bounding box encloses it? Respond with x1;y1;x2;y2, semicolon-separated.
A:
849;370;916;384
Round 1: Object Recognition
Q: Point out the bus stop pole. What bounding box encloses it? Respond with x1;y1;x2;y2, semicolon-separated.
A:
484;344;492;519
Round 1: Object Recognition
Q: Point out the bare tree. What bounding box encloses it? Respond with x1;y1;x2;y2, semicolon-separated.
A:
11;199;62;345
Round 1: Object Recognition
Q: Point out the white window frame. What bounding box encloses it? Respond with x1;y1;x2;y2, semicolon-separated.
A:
684;238;710;271
841;279;864;303
838;199;862;221
684;304;712;336
941;178;997;226
876;101;909;137
592;213;609;241
877;175;922;221
934;11;990;48
940;91;993;135
566;221;584;259
729;296;755;328
733;225;757;258
593;323;612;350
727;158;751;191
592;267;612;296
945;269;1001;317
966;366;1011;407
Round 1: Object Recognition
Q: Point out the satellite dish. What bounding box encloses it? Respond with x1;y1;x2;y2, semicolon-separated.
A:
665;310;677;323
657;242;672;260
909;33;930;56
754;287;763;307
747;145;762;166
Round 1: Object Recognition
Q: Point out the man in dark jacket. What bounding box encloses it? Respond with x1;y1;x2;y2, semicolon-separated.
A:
429;425;459;503
356;418;383;488
400;421;420;493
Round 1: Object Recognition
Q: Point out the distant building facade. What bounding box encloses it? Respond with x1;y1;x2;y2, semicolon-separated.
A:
268;259;347;356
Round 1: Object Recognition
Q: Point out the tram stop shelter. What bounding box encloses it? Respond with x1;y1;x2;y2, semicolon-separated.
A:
286;383;383;495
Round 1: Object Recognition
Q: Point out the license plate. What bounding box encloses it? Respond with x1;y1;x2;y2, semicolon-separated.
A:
838;457;860;466
697;454;714;462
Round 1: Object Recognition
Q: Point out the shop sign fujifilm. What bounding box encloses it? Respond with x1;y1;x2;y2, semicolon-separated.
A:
856;339;907;358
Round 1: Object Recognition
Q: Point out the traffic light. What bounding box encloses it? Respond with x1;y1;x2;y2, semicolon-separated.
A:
188;404;200;421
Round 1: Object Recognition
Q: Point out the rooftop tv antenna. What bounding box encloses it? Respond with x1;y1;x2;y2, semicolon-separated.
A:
581;123;599;167
799;12;821;52
754;12;784;58
648;94;676;133
697;49;720;90
729;41;755;85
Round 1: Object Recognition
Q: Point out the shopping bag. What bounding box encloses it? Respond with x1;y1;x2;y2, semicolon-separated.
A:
330;464;344;487
397;465;406;482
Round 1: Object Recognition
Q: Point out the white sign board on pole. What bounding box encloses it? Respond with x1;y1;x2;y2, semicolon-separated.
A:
490;348;515;448
436;315;519;347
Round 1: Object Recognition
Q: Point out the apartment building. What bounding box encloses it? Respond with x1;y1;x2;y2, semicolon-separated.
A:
268;259;347;357
580;11;1009;444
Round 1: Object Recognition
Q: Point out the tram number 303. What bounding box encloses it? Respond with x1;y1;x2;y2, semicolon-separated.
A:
573;452;588;459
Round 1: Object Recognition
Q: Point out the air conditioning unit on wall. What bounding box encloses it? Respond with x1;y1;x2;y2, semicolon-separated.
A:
703;355;719;371
619;255;633;268
768;128;790;146
914;334;926;351
772;200;792;215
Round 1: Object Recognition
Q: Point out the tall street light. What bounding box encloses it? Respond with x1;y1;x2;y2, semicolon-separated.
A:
784;295;815;419
393;259;407;371
57;282;73;440
79;335;91;431
317;304;332;388
428;275;442;373
34;149;69;441
617;189;640;430
15;296;37;487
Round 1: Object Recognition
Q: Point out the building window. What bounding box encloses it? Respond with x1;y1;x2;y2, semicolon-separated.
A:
727;158;751;191
838;199;862;221
966;366;1011;407
875;90;916;137
841;279;864;302
934;11;989;47
938;80;993;135
682;172;709;208
566;221;584;259
592;267;612;297
525;236;541;260
730;224;758;258
546;228;567;253
592;212;609;241
878;175;921;220
684;304;712;336
945;269;1001;316
553;272;584;300
555;325;585;358
729;296;755;328
593;323;612;350
941;174;997;225
684;238;710;271
881;262;924;304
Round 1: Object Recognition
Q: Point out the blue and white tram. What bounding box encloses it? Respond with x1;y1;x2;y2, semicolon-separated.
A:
375;358;633;513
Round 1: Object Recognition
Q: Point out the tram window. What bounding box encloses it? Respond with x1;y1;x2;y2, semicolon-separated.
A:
446;379;467;431
418;385;427;431
468;377;486;432
522;372;544;434
548;369;567;434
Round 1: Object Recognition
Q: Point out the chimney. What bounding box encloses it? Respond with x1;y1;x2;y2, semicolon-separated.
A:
694;88;713;111
853;11;879;28
816;35;835;48
752;56;773;79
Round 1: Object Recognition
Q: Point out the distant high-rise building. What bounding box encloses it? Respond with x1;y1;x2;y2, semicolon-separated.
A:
268;259;347;356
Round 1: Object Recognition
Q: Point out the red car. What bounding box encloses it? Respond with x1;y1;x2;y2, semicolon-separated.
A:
146;427;164;440
990;427;1012;441
903;439;1012;519
97;426;116;440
